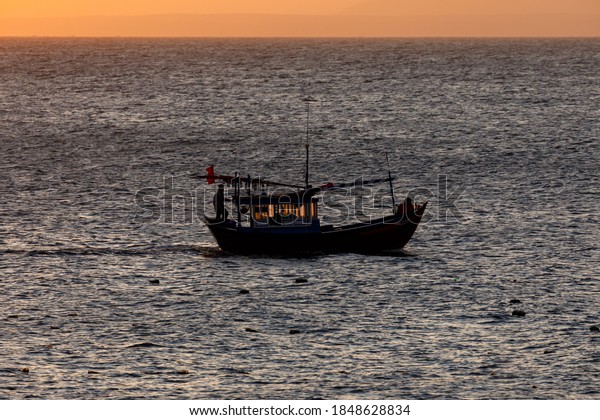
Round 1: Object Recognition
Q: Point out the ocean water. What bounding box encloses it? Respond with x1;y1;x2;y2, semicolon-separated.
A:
0;38;598;399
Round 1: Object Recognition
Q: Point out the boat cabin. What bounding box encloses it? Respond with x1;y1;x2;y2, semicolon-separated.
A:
238;190;320;229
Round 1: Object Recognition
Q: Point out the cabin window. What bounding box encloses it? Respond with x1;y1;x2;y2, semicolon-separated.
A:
253;205;269;221
251;201;314;224
298;205;306;218
274;203;298;224
280;204;293;216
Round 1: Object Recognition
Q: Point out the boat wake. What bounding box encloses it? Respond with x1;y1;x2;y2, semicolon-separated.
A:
0;244;223;258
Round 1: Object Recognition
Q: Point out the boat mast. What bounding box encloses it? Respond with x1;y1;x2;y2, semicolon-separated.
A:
235;171;242;225
385;152;396;210
303;97;317;189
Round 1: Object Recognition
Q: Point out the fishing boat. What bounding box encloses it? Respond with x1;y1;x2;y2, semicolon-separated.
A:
196;99;427;255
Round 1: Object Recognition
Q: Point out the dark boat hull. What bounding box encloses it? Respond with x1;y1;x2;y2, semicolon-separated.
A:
205;203;427;255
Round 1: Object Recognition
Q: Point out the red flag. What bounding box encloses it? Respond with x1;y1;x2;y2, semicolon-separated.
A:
206;165;215;184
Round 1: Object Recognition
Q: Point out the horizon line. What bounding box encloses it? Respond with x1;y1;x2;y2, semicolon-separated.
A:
4;11;600;16
2;35;600;39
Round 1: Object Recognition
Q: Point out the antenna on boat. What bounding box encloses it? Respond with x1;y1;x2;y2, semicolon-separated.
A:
303;96;317;189
385;152;396;210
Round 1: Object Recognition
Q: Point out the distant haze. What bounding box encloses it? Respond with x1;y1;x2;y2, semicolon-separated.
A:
1;0;599;36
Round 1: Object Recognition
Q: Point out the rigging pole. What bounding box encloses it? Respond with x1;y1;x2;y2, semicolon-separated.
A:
303;96;317;189
385;152;396;210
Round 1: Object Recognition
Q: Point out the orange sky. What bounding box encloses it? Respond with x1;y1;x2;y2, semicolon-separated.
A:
1;0;599;36
0;1;358;17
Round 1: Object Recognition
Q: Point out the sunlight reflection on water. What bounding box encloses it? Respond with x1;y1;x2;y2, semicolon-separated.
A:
0;38;599;399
